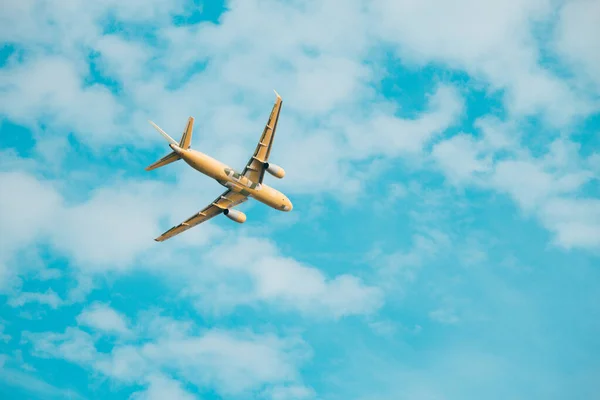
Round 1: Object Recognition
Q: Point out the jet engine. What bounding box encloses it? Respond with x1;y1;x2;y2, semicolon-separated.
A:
264;163;285;179
223;208;247;223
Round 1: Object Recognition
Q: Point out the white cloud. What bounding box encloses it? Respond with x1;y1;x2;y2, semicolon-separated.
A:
13;0;550;123
429;307;460;325
0;364;84;400
0;171;62;292
50;180;174;269
24;315;313;399
554;0;600;90
372;0;597;125
0;0;596;226
428;115;600;250
263;384;316;400
0;171;61;254
129;374;196;400
0;165;381;316
194;236;383;318
27;327;98;365
0;56;127;145
368;320;399;337
0;164;223;272
0;323;11;343
539;198;600;249
490;159;591;211
139;330;310;395
0;0;188;48
95;35;152;83
481;140;598;250
158;0;374;110
0;170;166;294
0;0;466;189
341;84;464;158
432;133;492;185
77;303;131;336
1;2;599;399
101;0;189;22
36;268;63;281
373;228;451;291
8;289;63;309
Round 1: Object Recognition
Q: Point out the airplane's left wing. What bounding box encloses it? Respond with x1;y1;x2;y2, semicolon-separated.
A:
155;189;248;242
242;90;283;184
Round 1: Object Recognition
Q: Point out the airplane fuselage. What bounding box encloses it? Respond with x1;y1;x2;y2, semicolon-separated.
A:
170;144;293;212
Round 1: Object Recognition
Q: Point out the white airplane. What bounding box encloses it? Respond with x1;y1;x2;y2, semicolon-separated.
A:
146;90;292;242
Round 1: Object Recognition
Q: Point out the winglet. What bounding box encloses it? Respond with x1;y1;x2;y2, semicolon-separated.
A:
273;89;281;99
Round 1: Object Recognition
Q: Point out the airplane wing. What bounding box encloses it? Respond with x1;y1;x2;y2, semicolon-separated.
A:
242;90;283;184
154;189;248;242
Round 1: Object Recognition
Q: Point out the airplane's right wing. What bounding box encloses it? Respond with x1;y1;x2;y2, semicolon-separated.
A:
154;189;248;242
242;90;283;184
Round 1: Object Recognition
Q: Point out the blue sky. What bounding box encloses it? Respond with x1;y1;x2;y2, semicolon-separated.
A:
1;0;599;399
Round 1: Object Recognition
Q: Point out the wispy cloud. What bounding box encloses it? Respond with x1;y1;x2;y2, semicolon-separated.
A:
129;373;196;400
0;364;84;400
76;303;131;336
431;119;599;250
23;309;313;398
8;289;63;309
1;0;599;399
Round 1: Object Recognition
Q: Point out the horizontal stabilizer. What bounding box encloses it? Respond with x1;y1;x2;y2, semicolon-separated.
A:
149;120;178;146
145;151;181;171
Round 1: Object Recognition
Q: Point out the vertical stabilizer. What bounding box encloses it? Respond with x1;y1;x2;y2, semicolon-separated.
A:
179;117;194;149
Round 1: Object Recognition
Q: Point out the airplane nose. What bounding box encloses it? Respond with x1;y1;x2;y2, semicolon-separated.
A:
283;197;293;211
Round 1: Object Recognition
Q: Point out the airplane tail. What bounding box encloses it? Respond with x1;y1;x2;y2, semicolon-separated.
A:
178;117;194;149
145;117;194;171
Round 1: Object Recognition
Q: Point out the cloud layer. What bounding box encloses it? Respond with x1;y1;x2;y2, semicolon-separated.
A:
1;0;599;399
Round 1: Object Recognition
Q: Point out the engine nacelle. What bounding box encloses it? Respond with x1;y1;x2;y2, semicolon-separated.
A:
264;163;285;179
223;208;246;223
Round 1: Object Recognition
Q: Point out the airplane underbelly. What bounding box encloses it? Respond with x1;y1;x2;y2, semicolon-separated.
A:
251;190;268;202
188;161;227;181
219;180;272;204
252;187;283;209
216;171;284;210
218;179;254;196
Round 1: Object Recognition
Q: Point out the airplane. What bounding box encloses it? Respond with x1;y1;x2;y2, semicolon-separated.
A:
146;90;293;242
